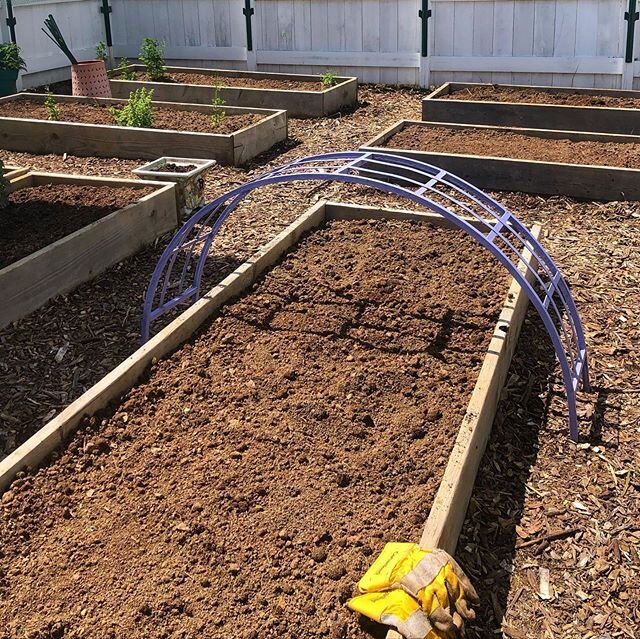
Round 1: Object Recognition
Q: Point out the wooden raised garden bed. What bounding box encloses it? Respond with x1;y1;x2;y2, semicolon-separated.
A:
362;120;640;201
0;199;537;637
0;171;177;329
109;66;358;118
423;82;640;135
4;164;28;180
0;93;287;165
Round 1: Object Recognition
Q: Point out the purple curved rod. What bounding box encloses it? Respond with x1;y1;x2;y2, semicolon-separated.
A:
141;151;589;440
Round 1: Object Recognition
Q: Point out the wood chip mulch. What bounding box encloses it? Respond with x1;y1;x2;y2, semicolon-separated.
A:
1;84;639;639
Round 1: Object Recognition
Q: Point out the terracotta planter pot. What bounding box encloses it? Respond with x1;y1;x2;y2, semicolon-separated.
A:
71;60;111;98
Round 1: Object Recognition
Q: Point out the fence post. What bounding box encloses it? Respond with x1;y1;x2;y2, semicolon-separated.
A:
243;0;256;70
623;0;638;88
5;0;17;44
418;0;432;87
99;0;114;66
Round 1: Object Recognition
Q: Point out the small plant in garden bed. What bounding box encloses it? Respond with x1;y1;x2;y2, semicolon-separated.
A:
96;41;107;62
112;57;136;80
139;37;166;81
210;77;225;128
110;88;154;128
321;70;337;88
44;90;61;121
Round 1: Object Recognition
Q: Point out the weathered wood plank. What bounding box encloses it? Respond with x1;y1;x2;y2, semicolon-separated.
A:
420;225;540;553
0;172;177;329
362;119;640;201
0;94;286;164
422;82;640;134
109;65;358;118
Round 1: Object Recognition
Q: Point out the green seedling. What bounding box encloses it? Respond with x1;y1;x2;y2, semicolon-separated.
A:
210;77;226;128
110;88;154;128
321;70;337;87
44;90;61;121
140;37;166;81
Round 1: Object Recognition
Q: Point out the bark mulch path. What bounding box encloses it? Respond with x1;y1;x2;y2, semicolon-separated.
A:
0;99;263;135
138;71;324;91
0;218;507;639
1;84;639;639
441;85;640;109
385;123;640;169
458;193;640;639
0;183;153;269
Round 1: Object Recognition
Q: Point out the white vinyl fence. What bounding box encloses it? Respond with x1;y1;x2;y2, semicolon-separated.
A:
1;0;106;87
3;0;640;90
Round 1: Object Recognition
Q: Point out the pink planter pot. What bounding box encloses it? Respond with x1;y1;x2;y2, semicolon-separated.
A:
71;60;112;98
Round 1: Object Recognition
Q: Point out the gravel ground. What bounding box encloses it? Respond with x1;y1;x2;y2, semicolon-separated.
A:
1;83;639;639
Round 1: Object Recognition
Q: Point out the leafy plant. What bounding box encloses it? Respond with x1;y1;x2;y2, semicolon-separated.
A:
44;90;61;121
139;37;165;81
111;57;136;80
321;70;337;88
210;78;225;128
110;88;154;128
96;41;107;61
0;42;27;72
0;159;9;209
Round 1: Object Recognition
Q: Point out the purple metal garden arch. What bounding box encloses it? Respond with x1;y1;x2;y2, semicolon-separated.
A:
141;151;589;440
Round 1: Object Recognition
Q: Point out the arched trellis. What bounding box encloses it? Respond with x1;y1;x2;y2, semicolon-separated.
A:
142;151;589;440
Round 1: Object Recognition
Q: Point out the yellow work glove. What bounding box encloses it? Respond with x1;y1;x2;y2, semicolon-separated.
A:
348;589;439;639
349;542;479;638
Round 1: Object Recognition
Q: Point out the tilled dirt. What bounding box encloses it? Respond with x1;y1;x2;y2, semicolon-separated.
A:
384;123;640;168
0;218;507;639
441;85;640;109
138;71;325;91
0;184;152;269
0;99;263;134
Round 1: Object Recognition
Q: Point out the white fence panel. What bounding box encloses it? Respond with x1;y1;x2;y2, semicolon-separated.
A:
110;0;247;67
429;0;629;89
253;0;420;85
0;0;636;90
8;0;105;88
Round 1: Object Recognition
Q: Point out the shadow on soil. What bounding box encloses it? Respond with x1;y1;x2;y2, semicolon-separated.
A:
456;310;558;638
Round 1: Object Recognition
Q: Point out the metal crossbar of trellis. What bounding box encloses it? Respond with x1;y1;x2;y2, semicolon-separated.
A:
141;151;589;440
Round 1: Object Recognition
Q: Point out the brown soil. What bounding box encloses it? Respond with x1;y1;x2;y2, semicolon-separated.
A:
385;124;640;168
442;85;640;109
0;183;152;269
0;218;506;639
0;99;263;134
159;163;197;174
138;71;326;91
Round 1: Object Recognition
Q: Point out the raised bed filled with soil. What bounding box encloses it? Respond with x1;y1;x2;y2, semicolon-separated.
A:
0;171;176;328
0;200;535;638
362;120;640;201
109;66;358;118
0;93;287;165
423;82;640;134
